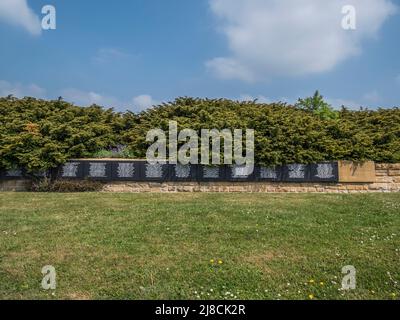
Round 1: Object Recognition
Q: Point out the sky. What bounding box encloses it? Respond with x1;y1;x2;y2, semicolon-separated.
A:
0;0;399;112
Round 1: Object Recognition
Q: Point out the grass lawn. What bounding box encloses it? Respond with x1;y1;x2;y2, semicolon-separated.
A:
0;192;399;300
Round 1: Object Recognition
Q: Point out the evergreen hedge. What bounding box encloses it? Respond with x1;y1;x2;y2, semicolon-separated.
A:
1;96;399;172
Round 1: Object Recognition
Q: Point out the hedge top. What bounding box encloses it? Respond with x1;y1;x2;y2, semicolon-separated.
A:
0;95;399;172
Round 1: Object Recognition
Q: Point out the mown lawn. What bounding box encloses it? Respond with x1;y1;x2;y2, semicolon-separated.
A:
0;192;399;300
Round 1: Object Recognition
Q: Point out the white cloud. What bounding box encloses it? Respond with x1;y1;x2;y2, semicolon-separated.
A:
0;0;41;35
206;58;255;82
92;48;134;64
207;0;397;81
238;94;271;103
132;94;160;111
61;89;160;112
0;80;46;97
1;80;160;112
60;88;121;107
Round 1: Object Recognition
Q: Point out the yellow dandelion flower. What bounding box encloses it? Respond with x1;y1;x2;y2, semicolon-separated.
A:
218;260;223;264
391;293;397;298
308;294;314;300
210;259;214;264
309;279;315;284
320;282;324;286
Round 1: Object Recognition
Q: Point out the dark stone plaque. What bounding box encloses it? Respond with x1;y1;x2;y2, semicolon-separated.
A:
281;164;311;182
111;162;141;181
227;164;256;181
309;162;339;182
4;168;24;179
168;163;198;181
256;166;282;181
82;161;112;180
198;165;227;181
137;162;169;182
59;162;83;179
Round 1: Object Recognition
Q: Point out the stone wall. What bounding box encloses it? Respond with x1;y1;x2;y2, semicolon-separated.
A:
372;163;400;192
102;163;400;193
2;163;400;193
0;179;31;192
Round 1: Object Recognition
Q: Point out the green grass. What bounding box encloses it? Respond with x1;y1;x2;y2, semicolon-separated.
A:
0;192;399;300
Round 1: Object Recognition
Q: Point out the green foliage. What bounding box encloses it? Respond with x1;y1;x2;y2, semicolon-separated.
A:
91;146;136;159
0;96;128;172
90;149;115;159
124;97;400;165
0;96;399;171
29;177;52;192
296;91;339;120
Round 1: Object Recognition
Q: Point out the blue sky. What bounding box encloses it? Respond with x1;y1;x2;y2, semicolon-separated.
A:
0;0;399;111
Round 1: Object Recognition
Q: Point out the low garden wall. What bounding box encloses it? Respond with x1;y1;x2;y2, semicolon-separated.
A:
0;179;32;192
1;161;400;193
102;163;399;193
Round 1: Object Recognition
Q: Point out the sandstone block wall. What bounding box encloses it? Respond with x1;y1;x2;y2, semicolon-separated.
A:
102;163;400;193
0;179;31;192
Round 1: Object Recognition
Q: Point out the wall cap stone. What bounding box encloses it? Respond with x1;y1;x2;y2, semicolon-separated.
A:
338;161;376;183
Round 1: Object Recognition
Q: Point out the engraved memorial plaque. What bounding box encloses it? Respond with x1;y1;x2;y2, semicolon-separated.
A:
145;163;163;179
282;164;312;181
288;164;306;179
227;164;255;181
117;163;135;178
175;164;191;178
315;163;334;179
62;162;79;178
310;162;338;182
89;162;107;178
232;165;252;178
5;169;23;177
260;167;278;179
203;166;220;179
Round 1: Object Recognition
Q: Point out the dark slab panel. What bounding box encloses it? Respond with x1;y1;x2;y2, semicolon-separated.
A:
111;161;141;181
83;161;113;181
281;164;312;182
197;165;228;182
139;162;169;182
226;164;256;182
2;168;25;180
255;166;283;182
57;161;85;179
168;163;198;182
309;162;339;182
